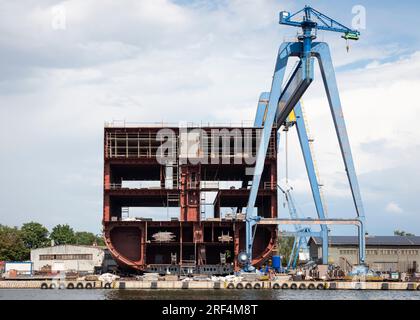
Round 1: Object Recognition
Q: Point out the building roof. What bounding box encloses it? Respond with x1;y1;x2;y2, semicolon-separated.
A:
31;244;105;252
309;236;420;246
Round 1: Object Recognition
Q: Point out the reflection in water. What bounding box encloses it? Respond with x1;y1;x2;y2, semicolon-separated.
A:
1;289;420;300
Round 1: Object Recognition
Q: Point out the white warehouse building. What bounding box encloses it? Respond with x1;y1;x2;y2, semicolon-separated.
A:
31;245;116;274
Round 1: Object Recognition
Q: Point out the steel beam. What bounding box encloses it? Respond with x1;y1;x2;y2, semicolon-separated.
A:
245;42;308;260
311;42;366;263
293;102;329;264
311;42;365;221
258;218;362;226
279;231;322;237
254;92;270;126
260;217;365;264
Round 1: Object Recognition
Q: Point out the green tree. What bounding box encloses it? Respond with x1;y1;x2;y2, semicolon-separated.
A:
50;224;75;245
0;225;28;261
74;232;106;246
394;230;415;236
21;222;49;249
75;231;97;245
95;234;105;246
278;236;295;267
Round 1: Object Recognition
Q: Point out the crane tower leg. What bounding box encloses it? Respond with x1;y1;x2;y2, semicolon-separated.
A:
245;42;301;264
294;102;329;264
312;42;366;263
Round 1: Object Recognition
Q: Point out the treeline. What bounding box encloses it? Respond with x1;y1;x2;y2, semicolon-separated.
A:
0;222;104;261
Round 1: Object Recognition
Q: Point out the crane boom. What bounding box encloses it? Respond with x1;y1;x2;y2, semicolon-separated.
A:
279;6;360;40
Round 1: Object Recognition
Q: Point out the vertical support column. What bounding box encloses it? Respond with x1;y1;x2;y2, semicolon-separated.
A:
270;160;277;218
313;42;366;264
193;223;203;266
193;223;203;242
180;166;187;221
103;161;111;221
214;196;220;218
103;194;110;221
357;221;366;264
234;224;240;271
188;166;201;221
180;166;200;222
180;222;183;266
104;162;110;190
312;42;365;221
144;222;148;265
294;102;329;264
321;232;328;265
140;224;145;265
287;237;298;270
160;166;165;188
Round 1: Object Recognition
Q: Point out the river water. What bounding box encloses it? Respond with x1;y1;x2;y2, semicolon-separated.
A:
1;289;420;300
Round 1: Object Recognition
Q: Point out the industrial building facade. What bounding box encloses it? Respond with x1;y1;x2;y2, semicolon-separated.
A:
103;124;279;273
31;245;117;274
309;236;420;273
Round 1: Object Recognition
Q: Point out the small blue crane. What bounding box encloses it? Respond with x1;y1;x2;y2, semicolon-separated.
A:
279;5;360;56
277;185;311;270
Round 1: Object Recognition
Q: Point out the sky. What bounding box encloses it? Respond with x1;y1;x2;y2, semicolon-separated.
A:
0;0;419;236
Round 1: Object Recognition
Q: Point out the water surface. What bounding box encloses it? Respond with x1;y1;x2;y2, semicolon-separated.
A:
1;289;420;300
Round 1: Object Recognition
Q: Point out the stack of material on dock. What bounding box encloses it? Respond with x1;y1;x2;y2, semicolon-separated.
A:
98;273;120;282
163;275;178;281
141;273;159;281
84;275;99;281
240;273;261;282
223;275;244;283
192;275;211;281
274;274;291;281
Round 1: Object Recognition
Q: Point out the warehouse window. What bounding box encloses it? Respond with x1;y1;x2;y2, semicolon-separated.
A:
339;249;357;255
39;255;55;260
39;254;93;260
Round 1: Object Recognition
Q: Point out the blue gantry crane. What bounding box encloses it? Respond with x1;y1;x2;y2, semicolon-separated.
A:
242;5;366;272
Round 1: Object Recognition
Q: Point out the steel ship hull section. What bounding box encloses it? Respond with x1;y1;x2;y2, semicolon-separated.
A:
102;125;278;274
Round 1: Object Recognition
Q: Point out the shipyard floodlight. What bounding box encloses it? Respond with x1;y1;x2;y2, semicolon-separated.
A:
237;252;250;266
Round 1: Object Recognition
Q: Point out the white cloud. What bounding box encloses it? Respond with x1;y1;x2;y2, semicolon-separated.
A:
0;0;419;235
385;201;403;214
